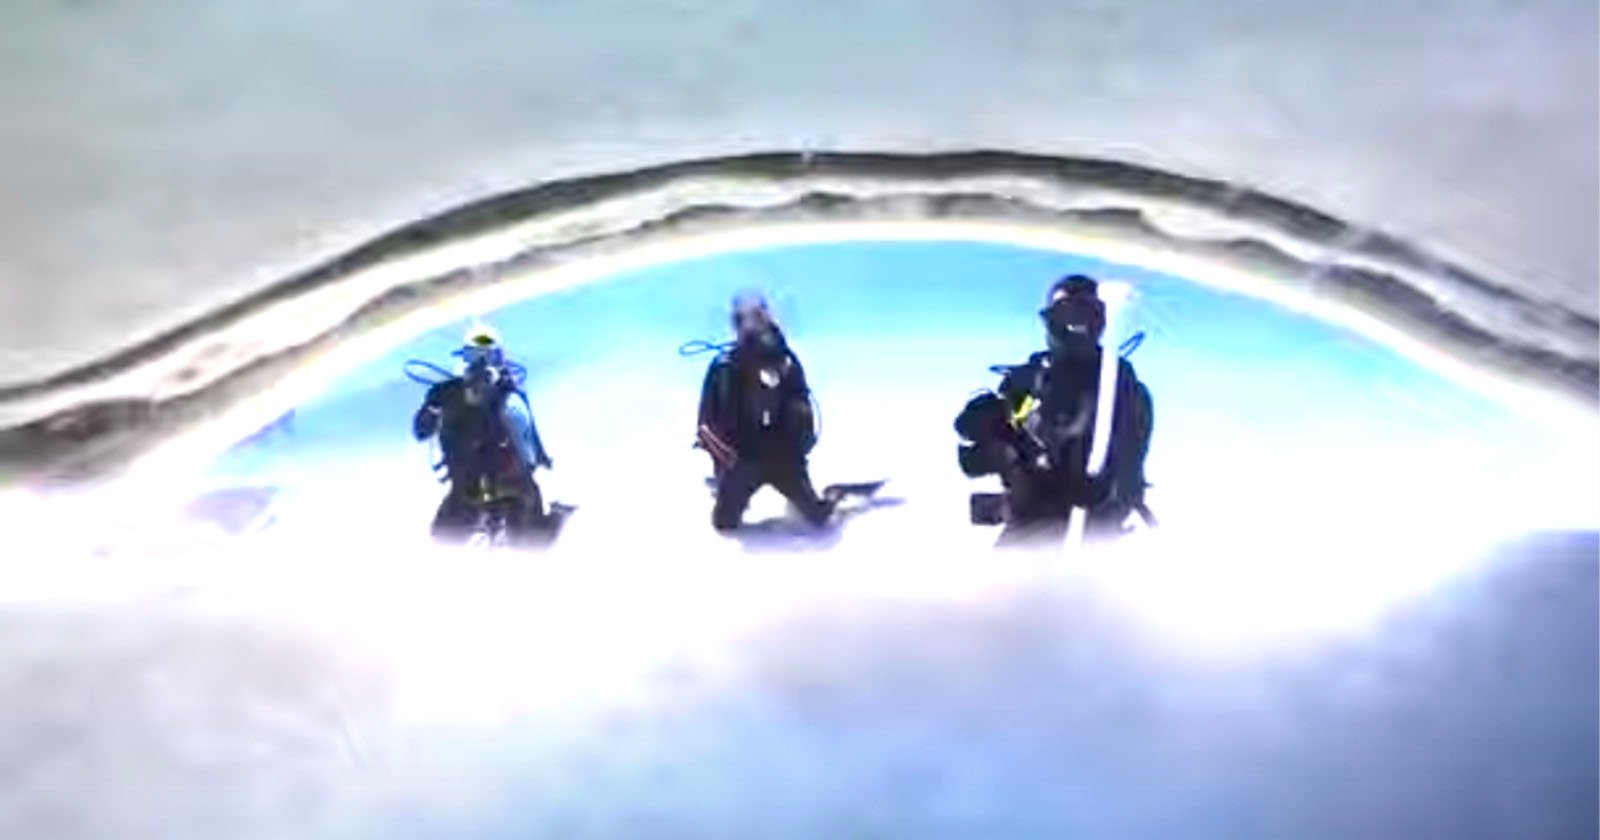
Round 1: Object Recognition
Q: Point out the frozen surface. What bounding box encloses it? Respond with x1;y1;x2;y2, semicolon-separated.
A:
1;242;1595;839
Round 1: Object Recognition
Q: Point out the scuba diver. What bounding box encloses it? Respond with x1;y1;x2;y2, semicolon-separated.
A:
696;292;838;533
411;325;556;546
955;274;1155;546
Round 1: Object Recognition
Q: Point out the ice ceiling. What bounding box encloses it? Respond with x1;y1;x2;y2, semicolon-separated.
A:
0;0;1595;485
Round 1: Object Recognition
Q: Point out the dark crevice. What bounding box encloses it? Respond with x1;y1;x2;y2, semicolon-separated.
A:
1320;265;1600;397
1;150;1578;403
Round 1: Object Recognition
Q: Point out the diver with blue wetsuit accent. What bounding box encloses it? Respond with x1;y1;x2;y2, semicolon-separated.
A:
412;325;555;545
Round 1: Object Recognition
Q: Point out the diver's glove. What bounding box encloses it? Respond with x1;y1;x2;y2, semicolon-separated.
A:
412;404;441;440
413;380;457;440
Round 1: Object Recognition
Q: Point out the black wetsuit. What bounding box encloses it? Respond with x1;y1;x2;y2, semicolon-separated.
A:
981;347;1152;545
413;376;550;545
696;331;832;532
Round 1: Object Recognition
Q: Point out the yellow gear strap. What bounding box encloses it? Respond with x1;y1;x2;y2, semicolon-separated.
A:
1011;394;1039;427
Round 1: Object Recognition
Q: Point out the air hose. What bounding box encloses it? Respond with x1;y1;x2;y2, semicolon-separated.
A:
403;354;528;387
678;339;734;357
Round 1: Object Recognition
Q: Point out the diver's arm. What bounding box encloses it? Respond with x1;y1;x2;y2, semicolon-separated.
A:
784;349;810;395
527;412;552;469
697;358;722;430
1110;361;1152;496
697;356;738;468
412;381;450;440
783;351;818;453
1089;360;1147;504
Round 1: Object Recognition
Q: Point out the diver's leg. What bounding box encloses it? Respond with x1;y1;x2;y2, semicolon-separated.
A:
770;456;834;526
1081;501;1132;543
521;476;547;521
499;467;563;547
504;479;553;547
430;490;476;544
712;460;762;532
531;473;550;521
996;513;1069;548
994;482;1071;548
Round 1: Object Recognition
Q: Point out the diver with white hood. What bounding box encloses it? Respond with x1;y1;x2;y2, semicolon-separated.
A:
696;292;838;533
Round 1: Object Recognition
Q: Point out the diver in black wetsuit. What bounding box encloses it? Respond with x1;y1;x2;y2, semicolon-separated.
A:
955;275;1154;546
412;326;555;546
696;293;836;533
